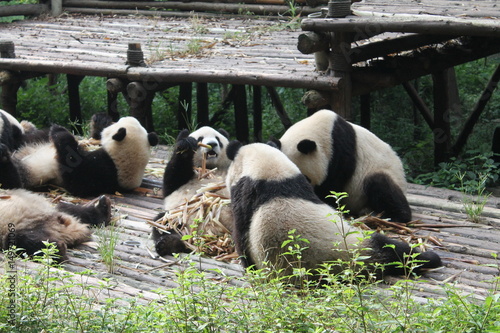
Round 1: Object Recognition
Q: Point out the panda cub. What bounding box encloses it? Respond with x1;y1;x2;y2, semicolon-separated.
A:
153;126;233;256
0;189;111;261
0;116;159;196
226;141;441;279
271;109;412;223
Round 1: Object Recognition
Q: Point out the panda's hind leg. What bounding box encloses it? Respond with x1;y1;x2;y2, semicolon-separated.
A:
151;212;189;256
56;195;112;227
363;172;412;223
367;232;442;277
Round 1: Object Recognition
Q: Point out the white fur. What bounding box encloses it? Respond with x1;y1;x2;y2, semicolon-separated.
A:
101;117;153;190
279;109;406;216
13;142;62;187
227;143;364;274
0;189;91;248
0;109;24;134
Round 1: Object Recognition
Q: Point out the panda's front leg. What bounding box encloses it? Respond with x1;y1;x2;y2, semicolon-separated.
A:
0;143;23;189
162;129;199;198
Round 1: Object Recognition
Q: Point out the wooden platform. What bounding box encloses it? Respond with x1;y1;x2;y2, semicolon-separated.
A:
2;145;498;303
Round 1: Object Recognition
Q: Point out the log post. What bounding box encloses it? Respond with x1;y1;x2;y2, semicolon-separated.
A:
67;74;85;134
266;86;292;130
51;0;63;16
359;94;370;129
233;85;249;143
106;78;127;121
196;82;209;127
327;0;353;119
127;81;155;132
0;41;21;118
178;82;192;131
252;85;262;142
432;69;453;165
301;89;331;115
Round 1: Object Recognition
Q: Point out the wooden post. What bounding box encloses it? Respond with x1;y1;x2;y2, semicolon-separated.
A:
432;69;453;165
266;86;292;130
252;85;262;142
51;0;63;16
359;93;370;129
106;78;127;121
66;74;84;134
0;41;21;118
233;85;249;143
178;82;192;130
196;82;209;127
127;81;155;132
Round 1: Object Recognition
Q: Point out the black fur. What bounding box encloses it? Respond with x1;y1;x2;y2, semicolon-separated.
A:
0;112;23;150
368;232;442;276
0;143;23;189
231;174;322;268
50;125;120;196
90;113;114;140
364;173;412;222
152;212;189;256
56;195;112;227
314;115;357;206
162;129;198;198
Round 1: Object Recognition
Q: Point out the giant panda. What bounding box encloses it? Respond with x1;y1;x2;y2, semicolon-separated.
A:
225;141;441;279
271;109;412;223
152;126;233;257
0;189;111;261
50;116;158;196
0;116;158;197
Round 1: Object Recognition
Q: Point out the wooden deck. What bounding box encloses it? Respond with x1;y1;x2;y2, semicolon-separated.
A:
2;145;498;303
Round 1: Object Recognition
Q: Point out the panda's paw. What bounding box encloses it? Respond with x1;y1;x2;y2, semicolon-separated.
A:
49;125;78;149
0;143;12;164
175;136;198;156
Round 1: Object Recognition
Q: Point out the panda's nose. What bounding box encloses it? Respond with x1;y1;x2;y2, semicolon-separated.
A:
206;141;218;149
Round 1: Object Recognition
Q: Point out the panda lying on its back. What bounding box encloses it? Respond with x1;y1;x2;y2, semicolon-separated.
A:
272;109;412;223
226;141;441;279
0;189;111;261
153;126;233;256
0;116;158;196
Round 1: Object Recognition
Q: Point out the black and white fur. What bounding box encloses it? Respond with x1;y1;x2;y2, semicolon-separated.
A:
0;189;111;261
226;141;441;278
272;109;412;223
0;109;24;150
0;116;158;196
153;126;233;256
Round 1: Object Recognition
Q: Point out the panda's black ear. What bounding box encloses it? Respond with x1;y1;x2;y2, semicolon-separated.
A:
112;127;127;141
226;140;243;161
267;137;281;150
148;132;159;147
297;139;317;154
176;129;190;141
218;128;230;140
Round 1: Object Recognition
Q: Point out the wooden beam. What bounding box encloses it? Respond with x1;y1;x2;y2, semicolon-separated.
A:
402;81;434;129
265;86;292;130
301;17;500;38
0;4;48;17
452;63;500;156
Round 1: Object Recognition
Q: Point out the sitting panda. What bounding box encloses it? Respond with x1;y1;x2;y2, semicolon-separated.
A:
152;126;233;257
225;141;441;279
0;116;158;197
270;109;412;223
0;189;112;261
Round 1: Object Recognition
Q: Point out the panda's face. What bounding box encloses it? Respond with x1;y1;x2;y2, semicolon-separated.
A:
190;126;230;170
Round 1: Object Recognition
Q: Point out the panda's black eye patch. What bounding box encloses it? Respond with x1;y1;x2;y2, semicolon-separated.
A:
216;137;223;148
197;136;203;142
